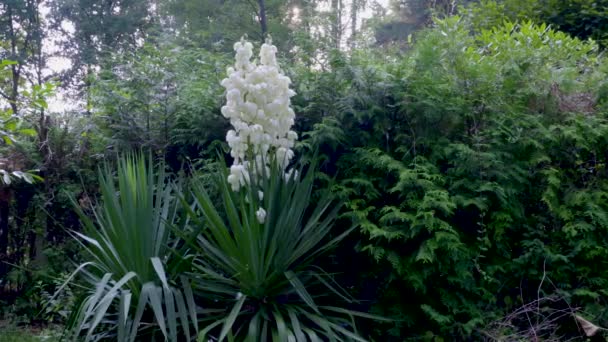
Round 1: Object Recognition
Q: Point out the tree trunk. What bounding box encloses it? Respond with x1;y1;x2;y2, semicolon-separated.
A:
31;0;48;267
258;0;268;38
0;187;10;255
350;0;358;49
0;187;11;279
302;0;312;36
331;0;342;49
31;114;50;266
7;3;20;114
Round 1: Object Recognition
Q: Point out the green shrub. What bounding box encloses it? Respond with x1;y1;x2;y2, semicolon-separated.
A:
296;16;608;339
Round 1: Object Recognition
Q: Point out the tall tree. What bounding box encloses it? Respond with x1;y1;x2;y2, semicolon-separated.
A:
541;0;608;48
0;0;48;267
373;0;469;45
49;0;153;100
161;0;292;49
0;0;45;114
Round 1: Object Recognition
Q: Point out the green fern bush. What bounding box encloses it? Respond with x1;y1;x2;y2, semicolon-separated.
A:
295;15;608;339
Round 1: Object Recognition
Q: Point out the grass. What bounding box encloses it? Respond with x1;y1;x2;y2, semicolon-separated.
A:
0;323;60;342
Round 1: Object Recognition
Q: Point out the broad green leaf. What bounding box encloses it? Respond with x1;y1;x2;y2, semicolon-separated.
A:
19;128;37;136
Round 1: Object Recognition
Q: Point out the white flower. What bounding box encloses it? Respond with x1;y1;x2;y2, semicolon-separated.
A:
287;131;298;141
229;164;250;191
256;207;266;224
221;37;298;190
227;174;239;192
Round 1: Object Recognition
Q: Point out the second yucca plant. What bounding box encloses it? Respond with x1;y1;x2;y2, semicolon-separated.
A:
63;154;197;341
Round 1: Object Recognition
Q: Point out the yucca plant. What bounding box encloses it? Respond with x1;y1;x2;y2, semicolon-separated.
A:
179;158;381;341
59;154;197;341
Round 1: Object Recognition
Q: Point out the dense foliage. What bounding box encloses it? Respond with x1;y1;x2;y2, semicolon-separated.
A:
2;0;608;341
305;17;608;339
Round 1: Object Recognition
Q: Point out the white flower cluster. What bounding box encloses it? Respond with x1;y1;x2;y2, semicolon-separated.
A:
221;38;298;194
